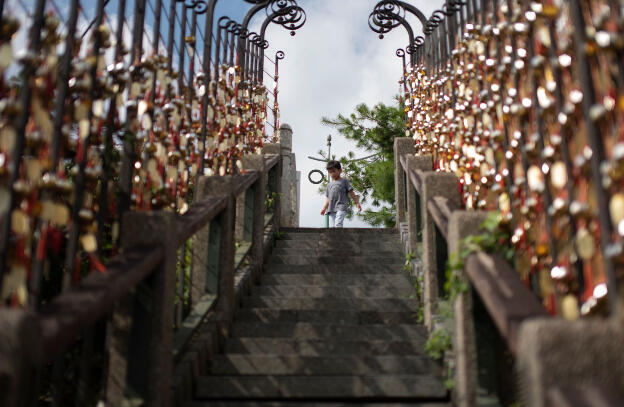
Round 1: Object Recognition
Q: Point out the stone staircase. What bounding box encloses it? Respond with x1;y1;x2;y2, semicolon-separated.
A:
190;228;449;405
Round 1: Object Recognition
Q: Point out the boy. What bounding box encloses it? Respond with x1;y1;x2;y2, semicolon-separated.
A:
320;160;362;228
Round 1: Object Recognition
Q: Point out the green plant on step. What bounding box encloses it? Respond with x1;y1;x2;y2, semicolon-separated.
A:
403;251;415;272
413;273;423;300
402;252;425;322
265;192;282;211
425;327;452;361
413;274;424;323
443;364;455;391
415;305;424;324
445;211;514;301
274;230;285;240
430;211;514;392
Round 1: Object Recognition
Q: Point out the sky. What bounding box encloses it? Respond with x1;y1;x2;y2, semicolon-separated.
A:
5;0;444;228
241;0;445;227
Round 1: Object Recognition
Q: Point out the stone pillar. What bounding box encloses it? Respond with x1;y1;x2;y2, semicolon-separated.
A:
263;143;283;232
106;211;177;407
277;124;299;227
448;211;489;407
195;176;236;329
394;138;415;228
242;154;266;284
517;318;624;407
405;155;433;256
421;172;461;331
0;309;41;407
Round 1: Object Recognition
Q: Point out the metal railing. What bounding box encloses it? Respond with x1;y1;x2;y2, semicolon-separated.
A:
372;0;624;320
0;0;302;404
1;152;281;406
379;0;624;405
0;0;304;308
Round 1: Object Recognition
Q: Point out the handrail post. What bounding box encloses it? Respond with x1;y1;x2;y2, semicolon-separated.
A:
447;211;489;407
394;138;415;229
277;124;299;227
0;310;41;407
421;172;461;331
106;212;177;407
405;155;433;257
196;176;236;339
263;143;283;232
517;319;624;407
242;155;267;284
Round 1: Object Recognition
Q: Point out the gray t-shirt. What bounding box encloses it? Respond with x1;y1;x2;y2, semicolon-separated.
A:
325;178;352;213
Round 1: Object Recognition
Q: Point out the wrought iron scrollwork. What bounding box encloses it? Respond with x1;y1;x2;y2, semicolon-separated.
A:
266;0;306;36
408;35;424;54
238;0;306;81
369;0;429;39
250;34;269;50
267;0;297;16
218;15;232;29
190;0;208;14
424;10;445;35
369;1;406;39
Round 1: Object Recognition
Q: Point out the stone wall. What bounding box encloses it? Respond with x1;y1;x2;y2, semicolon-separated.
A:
277;124;300;227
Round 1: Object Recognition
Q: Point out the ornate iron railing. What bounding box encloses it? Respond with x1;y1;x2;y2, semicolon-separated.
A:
0;0;303;404
373;0;624;320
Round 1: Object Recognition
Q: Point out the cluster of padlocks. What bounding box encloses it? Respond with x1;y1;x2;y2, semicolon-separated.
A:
399;0;623;318
0;3;272;307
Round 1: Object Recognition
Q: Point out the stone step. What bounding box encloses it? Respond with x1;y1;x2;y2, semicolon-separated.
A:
209;355;440;376
194;375;447;399
188;402;450;407
259;274;414;288
223;338;427;356
271;248;404;257
253;285;413;299
230;322;427;341
279;233;400;242
281;227;398;234
235;309;417;324
268;255;403;266
273;240;403;254
264;264;406;274
242;297;419;312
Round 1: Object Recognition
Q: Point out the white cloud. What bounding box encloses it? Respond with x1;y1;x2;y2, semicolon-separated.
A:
251;0;444;227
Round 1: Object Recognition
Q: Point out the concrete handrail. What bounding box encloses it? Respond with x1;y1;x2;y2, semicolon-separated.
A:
0;151;284;407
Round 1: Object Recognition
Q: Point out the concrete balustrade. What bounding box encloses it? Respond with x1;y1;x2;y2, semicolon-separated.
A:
0;140;302;406
393;137;624;406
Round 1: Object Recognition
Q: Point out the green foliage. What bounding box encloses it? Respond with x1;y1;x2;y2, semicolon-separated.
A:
321;97;405;158
444;211;514;300
443;365;456;390
404;252;415;271
265;192;282;211
402;252;425;323
414;274;424;323
360;206;396;227
422;213;515;393
274;230;285;240
321;98;405;227
425;300;454;388
425;328;452;361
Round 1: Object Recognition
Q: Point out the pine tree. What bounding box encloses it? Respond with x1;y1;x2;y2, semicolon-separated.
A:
321;98;405;227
